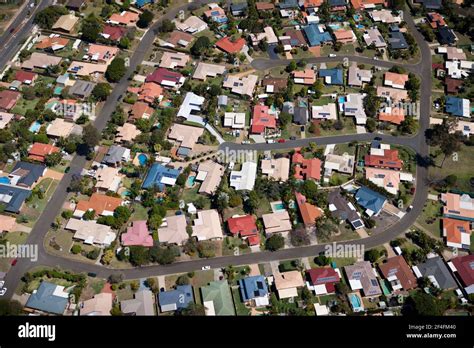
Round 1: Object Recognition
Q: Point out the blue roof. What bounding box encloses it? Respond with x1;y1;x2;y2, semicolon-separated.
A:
278;0;298;8
328;0;347;6
158;285;194;310
438;26;456;45
11;161;45;187
135;0;153;7
355;186;387;215
238;275;268;301
445;97;465;117
142;163;181;190
319;68;344;85
25;281;69;315
303;24;333;47
0;184;31;213
388;31;408;50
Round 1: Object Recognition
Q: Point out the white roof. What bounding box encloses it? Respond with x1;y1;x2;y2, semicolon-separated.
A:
229;161;257;191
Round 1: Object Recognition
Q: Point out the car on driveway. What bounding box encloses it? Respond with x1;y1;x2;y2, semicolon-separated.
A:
277;139;286;143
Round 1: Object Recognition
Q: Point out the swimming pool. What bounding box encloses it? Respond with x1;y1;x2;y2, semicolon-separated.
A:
29;121;41;133
338;96;346;104
356;24;365;29
353;14;362;21
328;23;341;30
54;86;63;95
271;201;286;213
348;293;364;312
186;175;196;187
138;153;148;166
0;177;10;184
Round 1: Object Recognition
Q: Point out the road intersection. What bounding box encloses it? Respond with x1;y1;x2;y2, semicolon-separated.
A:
3;7;432;299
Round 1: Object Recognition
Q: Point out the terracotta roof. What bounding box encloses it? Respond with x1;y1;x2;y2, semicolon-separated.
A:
255;2;275;10
227;215;258;237
379;255;417;290
14;70;37;83
28;143;60;162
364;149;402;170
295;191;323;226
102;25;127;41
443;218;471;245
427;12;446;29
292;150;322;180
36;36;69;50
384;72;409;88
350;0;385;10
306;267;340;293
129;101;154;121
378;107;405;125
76;193;122;216
0;90;20;110
215;37;246;54
251;104;276;134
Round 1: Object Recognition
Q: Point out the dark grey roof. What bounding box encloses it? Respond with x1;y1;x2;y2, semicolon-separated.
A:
0;184;32;213
282;102;294;115
293;106;308;125
328;190;364;228
438;27;456;45
25;281;69;315
231;2;248;12
416;256;457;290
389;31;408;50
103;145;127;165
11;161;46;187
69;80;96;99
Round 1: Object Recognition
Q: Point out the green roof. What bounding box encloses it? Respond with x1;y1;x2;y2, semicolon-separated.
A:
200;281;236;316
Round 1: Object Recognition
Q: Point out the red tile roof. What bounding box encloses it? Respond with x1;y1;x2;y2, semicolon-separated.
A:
379;255;417;290
451;255;474;287
295;191;323;226
255;2;275;10
364;149;402;170
146;68;183;85
14;70;37;84
427;12;446;29
306;268;340;293
227;215;258;237
292;149;321;180
28;142;60;162
216;37;246;54
102;25;127;41
443;218;471;246
251;105;276;134
350;0;385;9
246;234;260;246
445;77;464;94
0;90;20;111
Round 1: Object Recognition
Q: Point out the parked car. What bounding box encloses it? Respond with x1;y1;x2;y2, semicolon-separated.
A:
290;136;296;140
407;205;413;212
277;139;286;143
11;259;17;266
87;272;97;278
201;265;211;270
0;288;6;296
329;54;337;57
0;281;4;288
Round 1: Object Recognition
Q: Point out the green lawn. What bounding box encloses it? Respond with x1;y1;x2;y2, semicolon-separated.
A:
11;98;38;115
130;204;149;221
416;200;442;238
429;145;474;192
21;178;59;227
0;231;29;272
231;286;250;315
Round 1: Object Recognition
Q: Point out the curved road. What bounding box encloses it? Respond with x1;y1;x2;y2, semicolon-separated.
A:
3;8;431;297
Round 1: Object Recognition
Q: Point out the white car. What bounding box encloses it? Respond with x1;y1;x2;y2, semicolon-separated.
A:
329;54;337;57
201;266;211;270
0;280;4;288
0;288;6;296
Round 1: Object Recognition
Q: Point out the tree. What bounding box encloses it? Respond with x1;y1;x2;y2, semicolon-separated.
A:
92;83;111;101
244;190;259;213
150;246;176;264
176;275;190;285
406;73;420;102
445;174;457;186
159;18;175;33
364;249;381;263
82;124;100;149
191;36;211;56
34;5;68;29
108;273;124;284
82;209;96;220
129;246;150;266
180;303;206;316
45;152;62;167
101;249;114;265
404;292;447;316
137;10;154;28
0;300;23;315
71;244;82;254
81;15;103;43
314;254;331;266
289;228;310;247
197;241;216;258
105;57;126;82
279;112;292;129
302;180;318;198
315;217;336;241
265;233;285;251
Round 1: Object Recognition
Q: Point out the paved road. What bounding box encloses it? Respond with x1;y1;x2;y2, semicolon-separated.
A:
0;0;54;70
2;9;432;297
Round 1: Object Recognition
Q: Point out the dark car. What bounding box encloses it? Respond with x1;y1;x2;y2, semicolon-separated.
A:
87;272;97;278
290;136;296;140
11;259;17;266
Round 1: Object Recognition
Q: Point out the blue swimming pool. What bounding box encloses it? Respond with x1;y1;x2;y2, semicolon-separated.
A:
54;86;63;95
348;293;363;312
29;121;41;133
186;176;196;187
0;177;10;184
356;24;365;29
138;153;148;166
338;96;346;104
353;14;362;21
328;24;341;30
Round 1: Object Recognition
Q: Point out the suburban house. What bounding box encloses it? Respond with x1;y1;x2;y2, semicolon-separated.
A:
449;255;474;295
83;44;119;65
222;74;258;97
146;68;185;88
135;82;164;104
158;51;190;69
107;11;139;26
378;106;405;125
444;217;471;251
68;61;108;78
101;25;127;41
251;105;276;135
355;186;387;217
377;86;408;103
174;16;208;34
227;215;260;246
0;185;32;213
176;92;205;121
369;9;401;23
262;211;292;236
339;93;367;125
36;35;69;51
52;14;79;33
261;157;290;182
65;219;116;247
239;275;269;306
120;289;155;316
0;112;14;129
204;3;228;23
324;153;355;176
365;167;412;195
157;214;188;245
306;267;341;295
0;90;20;111
223;112;246;129
344;261;382;297
363;28;387;48
262;77;287;94
364;142;403;170
158;285;194;312
440;192;474;221
445;97;470;118
412;256;457;290
347;62;373;87
230;161;257;191
378;256;417;292
333;29;356;43
69;80;96;99
142;163;181;190
328;190;365;230
292;149;322;181
25;281;69;315
191;209;224;241
384;72;408;89
303;24;333;46
14;70;38;85
27;143;60;163
319;68;344;85
193;62;226;81
73;193;123;218
293;69;316;85
196;161;224;195
295;191;324;227
215;37;246;54
162;30;194;48
47;118;80;138
94;165;122;193
9;161;46;188
21;52;62;71
311;103;337;120
200;281;236;316
272;271;305;299
388;26;408;50
129;102;154;122
103;145;131;166
80;293;113;316
115;123;141;143
121;220;153;247
167;123;204;157
250;26;278;47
